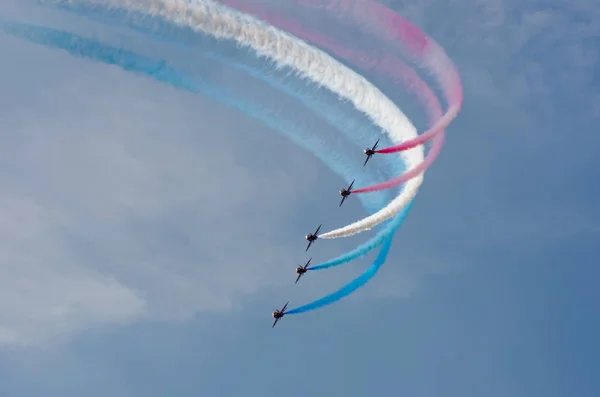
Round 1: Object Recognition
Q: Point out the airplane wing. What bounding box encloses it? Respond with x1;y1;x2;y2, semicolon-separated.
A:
295;274;302;284
339;196;346;207
373;138;380;150
282;302;289;312
315;224;322;235
363;155;371;166
305;240;312;251
306;258;312;267
272;318;279;328
349;179;355;190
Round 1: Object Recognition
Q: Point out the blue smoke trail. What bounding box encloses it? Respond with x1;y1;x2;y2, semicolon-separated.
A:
40;1;409;269
308;214;400;270
286;201;412;315
0;20;411;314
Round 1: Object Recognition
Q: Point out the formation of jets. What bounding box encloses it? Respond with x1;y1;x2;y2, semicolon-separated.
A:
271;139;380;327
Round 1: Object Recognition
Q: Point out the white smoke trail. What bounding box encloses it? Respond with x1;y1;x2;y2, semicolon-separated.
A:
56;0;424;238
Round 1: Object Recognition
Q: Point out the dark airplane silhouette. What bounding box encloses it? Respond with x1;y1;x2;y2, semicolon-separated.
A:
305;224;321;251
339;179;355;207
295;258;312;284
363;138;380;166
272;302;289;328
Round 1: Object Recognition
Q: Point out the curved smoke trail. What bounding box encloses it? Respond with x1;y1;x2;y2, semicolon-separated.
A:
6;0;462;316
38;0;426;306
49;0;424;239
0;20;405;315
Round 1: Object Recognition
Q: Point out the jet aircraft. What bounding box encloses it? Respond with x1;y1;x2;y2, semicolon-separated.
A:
305;224;321;251
295;258;312;284
363;138;380;166
272;302;289;328
339;179;355;207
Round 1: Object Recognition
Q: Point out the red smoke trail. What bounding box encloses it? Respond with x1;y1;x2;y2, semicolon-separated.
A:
295;0;463;155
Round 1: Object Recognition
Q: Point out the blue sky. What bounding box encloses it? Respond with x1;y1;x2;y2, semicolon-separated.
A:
0;0;599;396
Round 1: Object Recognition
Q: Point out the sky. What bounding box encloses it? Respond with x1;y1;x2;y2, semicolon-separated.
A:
0;0;599;396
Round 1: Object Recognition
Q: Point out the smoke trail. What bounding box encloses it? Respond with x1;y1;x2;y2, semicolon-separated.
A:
12;1;458;315
2;1;441;316
51;0;424;239
0;20;407;315
285;201;412;315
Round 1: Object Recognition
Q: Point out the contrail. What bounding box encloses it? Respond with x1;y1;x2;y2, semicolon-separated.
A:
7;0;462;316
1;15;400;321
49;0;424;239
37;1;443;310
